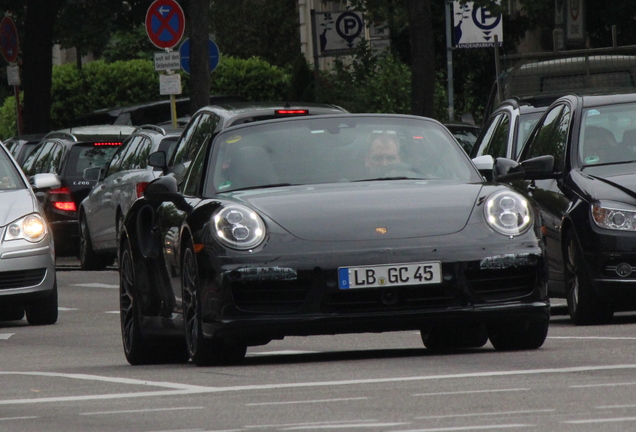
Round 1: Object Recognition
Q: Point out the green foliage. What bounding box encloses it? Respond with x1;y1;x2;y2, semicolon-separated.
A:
0;94;17;138
210;56;289;101
102;26;156;63
49;60;160;129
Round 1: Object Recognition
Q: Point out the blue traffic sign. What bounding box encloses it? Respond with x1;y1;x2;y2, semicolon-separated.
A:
145;0;185;49
179;38;220;74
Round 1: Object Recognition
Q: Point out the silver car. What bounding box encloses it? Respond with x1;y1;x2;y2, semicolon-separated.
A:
0;143;60;325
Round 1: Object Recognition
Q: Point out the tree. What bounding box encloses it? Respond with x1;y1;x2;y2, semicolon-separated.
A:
188;0;210;114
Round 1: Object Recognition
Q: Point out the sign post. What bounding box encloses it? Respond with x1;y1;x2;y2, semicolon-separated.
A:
145;0;185;128
0;15;21;136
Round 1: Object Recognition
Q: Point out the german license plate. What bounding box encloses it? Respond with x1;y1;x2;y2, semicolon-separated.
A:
338;262;441;289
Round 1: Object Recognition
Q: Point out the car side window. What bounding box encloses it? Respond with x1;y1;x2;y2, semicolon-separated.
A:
24;141;55;175
120;136;145;171
21;143;43;175
47;143;65;174
128;137;152;170
484;113;510;159
522;105;566;169
105;138;129;177
472;113;502;157
182;138;209;196
170;114;203;167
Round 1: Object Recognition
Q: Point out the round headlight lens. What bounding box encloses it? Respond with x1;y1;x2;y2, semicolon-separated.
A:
4;213;47;243
484;191;532;236
213;205;266;250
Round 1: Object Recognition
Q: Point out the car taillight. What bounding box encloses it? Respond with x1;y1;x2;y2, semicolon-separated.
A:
48;187;77;212
93;142;122;146
136;182;149;198
275;109;309;116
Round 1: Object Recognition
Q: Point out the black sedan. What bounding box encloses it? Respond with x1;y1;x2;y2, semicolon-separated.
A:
497;92;636;325
119;113;549;366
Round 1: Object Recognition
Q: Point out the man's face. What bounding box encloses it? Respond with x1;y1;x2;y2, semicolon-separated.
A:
366;139;400;170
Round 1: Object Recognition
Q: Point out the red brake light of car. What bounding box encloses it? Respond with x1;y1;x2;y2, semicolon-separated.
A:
136;182;149;198
48;187;77;212
275;109;309;116
93;142;122;146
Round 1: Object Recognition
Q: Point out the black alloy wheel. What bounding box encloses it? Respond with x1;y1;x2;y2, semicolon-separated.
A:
182;240;246;366
565;231;613;325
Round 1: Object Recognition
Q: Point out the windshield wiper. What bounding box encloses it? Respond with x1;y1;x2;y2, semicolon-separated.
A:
224;183;294;192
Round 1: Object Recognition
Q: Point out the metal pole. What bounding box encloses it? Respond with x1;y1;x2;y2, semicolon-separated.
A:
445;1;454;122
310;10;321;101
494;35;503;104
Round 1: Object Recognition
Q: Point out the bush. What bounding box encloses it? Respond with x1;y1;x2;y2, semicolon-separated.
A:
210;56;289;101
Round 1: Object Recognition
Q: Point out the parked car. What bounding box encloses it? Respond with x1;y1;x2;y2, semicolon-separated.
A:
78;125;181;270
118;113;549;366
0;142;61;325
495;92;636;325
444;122;481;154
20;125;136;255
71;95;245;127
4;134;46;166
471;98;549;165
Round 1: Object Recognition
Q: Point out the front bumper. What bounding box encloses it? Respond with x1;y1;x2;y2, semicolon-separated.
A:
0;240;56;303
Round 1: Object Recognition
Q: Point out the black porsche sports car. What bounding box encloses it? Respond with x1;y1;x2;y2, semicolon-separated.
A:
119;113;550;366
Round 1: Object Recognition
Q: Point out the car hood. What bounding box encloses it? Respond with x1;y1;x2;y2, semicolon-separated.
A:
578;165;636;202
227;181;482;241
0;189;37;227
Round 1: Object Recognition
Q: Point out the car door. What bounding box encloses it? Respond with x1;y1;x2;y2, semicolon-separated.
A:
517;102;573;293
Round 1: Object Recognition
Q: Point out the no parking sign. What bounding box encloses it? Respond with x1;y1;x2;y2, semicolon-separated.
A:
145;0;185;50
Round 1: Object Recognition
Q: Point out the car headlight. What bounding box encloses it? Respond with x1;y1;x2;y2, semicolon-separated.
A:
484;190;532;236
4;213;47;243
213;205;266;250
592;202;636;231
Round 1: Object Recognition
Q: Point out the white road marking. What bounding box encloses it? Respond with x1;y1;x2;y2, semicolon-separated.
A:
57;307;78;311
282;423;409;430
2;364;636;405
71;283;118;289
80;406;203;416
413;388;528;397
104;311;119;314
392;426;532;431
0;416;38;421
548;336;636;340
415;409;555;419
244;420;377;428
563;416;636;424
0;334;14;340
597;404;636;409
571;382;636;388
246;397;367;406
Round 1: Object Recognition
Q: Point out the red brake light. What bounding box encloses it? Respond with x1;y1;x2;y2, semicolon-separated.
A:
48;187;77;212
136;182;149;198
93;142;122;146
275;109;308;116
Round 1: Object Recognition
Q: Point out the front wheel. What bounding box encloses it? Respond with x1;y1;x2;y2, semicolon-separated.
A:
488;319;549;351
79;214;110;271
565;232;613;325
182;241;246;366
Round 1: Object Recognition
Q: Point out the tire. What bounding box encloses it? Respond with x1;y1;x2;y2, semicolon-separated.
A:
182;240;246;366
421;324;489;350
25;281;58;325
565;232;613;325
79;214;110;271
120;237;188;365
488;318;549;351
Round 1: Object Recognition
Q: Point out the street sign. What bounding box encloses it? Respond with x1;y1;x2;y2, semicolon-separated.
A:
0;16;19;63
145;0;185;49
313;11;365;56
179;38;220;74
453;1;503;48
154;51;181;71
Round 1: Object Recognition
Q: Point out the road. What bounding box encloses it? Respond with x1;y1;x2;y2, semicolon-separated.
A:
2;259;636;431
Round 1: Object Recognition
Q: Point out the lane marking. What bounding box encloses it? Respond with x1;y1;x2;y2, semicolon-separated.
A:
71;283;118;289
563;416;636;424
282;423;409;430
571;382;636;388
246;397;368;406
415;409;555;419
0;334;14;340
3;365;636;405
105;311;119;314
413;388;528;397
245;420;378;428
80;406;203;416
392;426;532;431
58;307;78;311
0;416;38;421
597;404;636;409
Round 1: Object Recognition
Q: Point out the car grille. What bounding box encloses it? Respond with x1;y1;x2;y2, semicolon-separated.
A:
232;279;311;313
0;268;47;290
321;284;462;313
465;266;538;301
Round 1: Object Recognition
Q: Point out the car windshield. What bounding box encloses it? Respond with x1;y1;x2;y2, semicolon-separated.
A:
579;102;636;166
69;144;121;176
206;115;479;194
0;147;25;190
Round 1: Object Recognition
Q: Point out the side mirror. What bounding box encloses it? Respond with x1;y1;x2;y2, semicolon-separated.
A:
143;175;191;212
472;155;494;180
31;173;61;190
148;151;168;175
520;155;556;180
492;157;524;183
83;166;102;181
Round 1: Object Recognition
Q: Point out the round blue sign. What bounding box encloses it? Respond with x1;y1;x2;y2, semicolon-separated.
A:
179;38;220;74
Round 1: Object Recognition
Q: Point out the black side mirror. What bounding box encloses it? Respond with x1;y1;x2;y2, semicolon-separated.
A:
492;157;524;183
143;175;191;212
493;155;556;183
148;151;168;175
